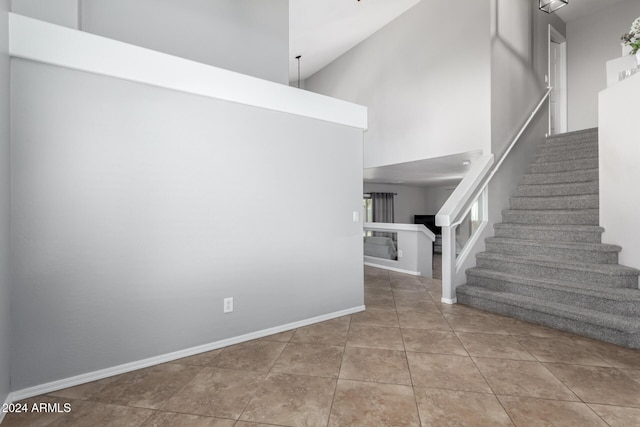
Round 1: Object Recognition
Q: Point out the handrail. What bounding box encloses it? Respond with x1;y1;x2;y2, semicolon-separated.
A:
364;222;436;241
436;87;552;229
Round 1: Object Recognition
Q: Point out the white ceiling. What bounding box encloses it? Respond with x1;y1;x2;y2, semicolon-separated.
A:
554;0;630;23
364;151;484;188
289;0;420;83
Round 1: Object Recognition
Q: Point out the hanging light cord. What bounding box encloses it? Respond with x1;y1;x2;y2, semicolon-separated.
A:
295;55;302;88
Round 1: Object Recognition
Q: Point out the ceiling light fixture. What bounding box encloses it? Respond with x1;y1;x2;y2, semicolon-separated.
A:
539;0;568;14
462;160;471;166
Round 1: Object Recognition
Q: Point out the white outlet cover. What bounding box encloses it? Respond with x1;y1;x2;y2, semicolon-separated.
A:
223;297;233;313
353;211;359;222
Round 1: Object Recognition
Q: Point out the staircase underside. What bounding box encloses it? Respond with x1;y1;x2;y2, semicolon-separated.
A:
456;128;640;348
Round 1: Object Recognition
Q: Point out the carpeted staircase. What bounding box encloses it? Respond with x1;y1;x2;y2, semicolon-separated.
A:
456;128;640;348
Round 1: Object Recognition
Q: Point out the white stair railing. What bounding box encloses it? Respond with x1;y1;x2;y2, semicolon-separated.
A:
436;87;552;304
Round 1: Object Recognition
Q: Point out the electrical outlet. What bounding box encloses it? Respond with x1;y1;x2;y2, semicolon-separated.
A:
398;250;403;258
353;211;359;222
224;297;233;313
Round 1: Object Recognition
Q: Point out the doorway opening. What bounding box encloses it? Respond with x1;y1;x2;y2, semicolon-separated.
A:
548;24;567;135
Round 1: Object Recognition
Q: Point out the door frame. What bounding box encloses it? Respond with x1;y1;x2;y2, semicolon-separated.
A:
548;24;568;135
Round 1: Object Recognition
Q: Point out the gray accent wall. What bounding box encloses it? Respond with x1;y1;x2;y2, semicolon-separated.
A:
567;0;640;131
11;59;364;389
304;0;492;169
12;0;289;84
0;0;10;406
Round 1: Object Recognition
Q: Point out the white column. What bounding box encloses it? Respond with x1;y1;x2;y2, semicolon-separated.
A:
441;225;457;304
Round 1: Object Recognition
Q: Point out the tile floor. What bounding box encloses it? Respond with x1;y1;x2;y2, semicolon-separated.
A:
3;266;640;426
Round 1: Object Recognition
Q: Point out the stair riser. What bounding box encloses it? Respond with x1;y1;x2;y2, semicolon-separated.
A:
476;257;638;288
515;182;598;197
535;149;598;163
529;158;599;174
485;241;618;264
456;292;640;348
521;170;598;185
537;144;598;157
493;227;602;243
539;139;598;151
503;211;599;225
544;132;598;144
465;274;639;316
510;195;599;210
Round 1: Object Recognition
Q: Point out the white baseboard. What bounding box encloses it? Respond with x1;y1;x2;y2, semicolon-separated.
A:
441;297;457;305
364;262;420;276
0;391;15;424
9;305;365;403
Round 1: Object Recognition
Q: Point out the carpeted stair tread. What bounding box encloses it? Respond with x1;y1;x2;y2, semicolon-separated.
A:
456;285;640;334
466;268;640;315
476;252;639;277
510;194;598;210
485;237;620;253
502;209;599;225
534;147;598;163
545;128;598;139
515;181;598;197
521;168;599;185
493;223;603;243
529;157;598;174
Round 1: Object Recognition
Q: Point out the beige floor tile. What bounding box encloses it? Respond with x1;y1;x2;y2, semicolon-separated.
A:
271;343;344;378
364;279;392;290
339;347;411;385
437;303;493;317
407;352;491;392
328;380;420;427
213;340;285;372
47;400;155;427
48;376;119;400
90;364;201;409
457;333;535;360
473;358;578;401
401;329;467;356
350;308;399;327
347;325;405;351
392;289;432;301
364;286;394;297
234;422;280;427
364;293;397;310
140;411;234;427
257;329;295;343
588;403;640;426
415;388;513;427
624;368;640;383
170;349;223;367
444;314;510;335
544;363;640;407
397;311;452;331
391;279;425;291
240;373;336;427
573;338;640;369
395;299;441;313
1;396;77;427
498;396;607;427
501;318;571;338
291;317;351;346
162;367;265;419
517;336;610;366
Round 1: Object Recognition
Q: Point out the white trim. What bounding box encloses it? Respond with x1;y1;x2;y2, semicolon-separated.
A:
455;190;490;273
363;222;435;241
548;24;567;135
0;392;15;424
8;305;364;402
8;13;367;130
364;261;420;276
441;297;457;305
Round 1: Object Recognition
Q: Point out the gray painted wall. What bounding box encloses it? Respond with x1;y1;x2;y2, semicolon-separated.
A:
567;0;640;131
423;185;457;215
363;183;428;224
11;59;364;389
12;0;289;84
0;0;10;406
305;0;492;169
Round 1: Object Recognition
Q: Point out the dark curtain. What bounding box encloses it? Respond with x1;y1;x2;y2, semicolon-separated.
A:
371;192;395;223
370;192;396;244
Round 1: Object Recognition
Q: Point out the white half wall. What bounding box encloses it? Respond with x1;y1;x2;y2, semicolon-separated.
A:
305;0;492;169
10;58;364;389
12;0;289;84
363;183;428;224
567;0;640;131
0;0;10;410
599;73;640;271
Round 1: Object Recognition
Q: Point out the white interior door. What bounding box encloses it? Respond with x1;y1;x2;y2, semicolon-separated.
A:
548;25;567;135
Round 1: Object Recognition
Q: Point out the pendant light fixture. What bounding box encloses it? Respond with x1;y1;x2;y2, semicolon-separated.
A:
295;55;302;89
539;0;568;14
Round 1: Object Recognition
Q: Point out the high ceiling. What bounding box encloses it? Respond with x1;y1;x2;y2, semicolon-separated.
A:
289;0;420;83
554;0;630;23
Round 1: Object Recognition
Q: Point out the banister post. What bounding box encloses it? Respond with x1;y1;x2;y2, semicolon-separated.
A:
441;225;457;304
